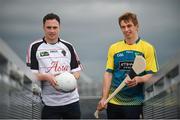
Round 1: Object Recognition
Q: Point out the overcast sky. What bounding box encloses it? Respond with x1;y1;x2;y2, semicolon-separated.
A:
0;0;180;81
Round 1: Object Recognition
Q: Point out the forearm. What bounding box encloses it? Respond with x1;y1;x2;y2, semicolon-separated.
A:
35;73;50;81
101;72;112;99
137;74;153;83
34;72;58;87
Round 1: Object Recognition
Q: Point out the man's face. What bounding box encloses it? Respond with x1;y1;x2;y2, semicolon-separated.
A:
120;20;138;40
43;19;60;41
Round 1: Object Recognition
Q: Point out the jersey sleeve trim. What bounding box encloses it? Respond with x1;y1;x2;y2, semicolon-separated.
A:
146;70;156;74
27;40;43;70
71;67;81;73
106;69;113;73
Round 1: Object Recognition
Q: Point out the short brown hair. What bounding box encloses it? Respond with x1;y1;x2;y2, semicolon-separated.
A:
118;12;138;27
43;13;60;25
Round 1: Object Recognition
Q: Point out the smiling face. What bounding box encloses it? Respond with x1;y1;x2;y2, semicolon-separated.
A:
120;20;139;41
43;19;60;43
118;12;139;44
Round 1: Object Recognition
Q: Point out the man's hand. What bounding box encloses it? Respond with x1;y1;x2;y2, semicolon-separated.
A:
96;98;107;111
45;74;57;87
125;76;141;87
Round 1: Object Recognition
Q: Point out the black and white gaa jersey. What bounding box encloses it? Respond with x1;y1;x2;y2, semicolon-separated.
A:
26;38;81;106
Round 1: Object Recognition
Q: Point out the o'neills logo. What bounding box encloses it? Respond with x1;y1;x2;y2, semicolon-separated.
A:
46;61;70;73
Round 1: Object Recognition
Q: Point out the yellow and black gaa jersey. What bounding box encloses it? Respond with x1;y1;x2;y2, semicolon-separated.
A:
106;38;159;105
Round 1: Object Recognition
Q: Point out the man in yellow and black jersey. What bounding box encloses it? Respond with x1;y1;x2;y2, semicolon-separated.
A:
97;12;159;119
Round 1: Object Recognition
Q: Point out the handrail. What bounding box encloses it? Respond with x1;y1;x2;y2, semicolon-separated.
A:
0;38;41;93
144;53;180;101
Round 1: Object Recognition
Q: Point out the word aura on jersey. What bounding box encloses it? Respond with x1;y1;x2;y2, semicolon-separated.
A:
46;61;70;73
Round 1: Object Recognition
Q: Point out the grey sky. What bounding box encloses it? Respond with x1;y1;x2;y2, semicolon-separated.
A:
0;0;180;81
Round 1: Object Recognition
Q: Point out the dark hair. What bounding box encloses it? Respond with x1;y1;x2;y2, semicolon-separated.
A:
118;12;138;27
43;13;60;25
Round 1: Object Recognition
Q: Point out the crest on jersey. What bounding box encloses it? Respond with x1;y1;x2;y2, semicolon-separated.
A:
61;50;66;56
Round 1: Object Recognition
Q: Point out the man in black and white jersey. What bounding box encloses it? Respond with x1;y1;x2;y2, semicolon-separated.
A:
26;13;82;119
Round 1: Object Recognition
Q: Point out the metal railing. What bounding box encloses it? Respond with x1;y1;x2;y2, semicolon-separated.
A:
144;53;180;119
0;38;41;119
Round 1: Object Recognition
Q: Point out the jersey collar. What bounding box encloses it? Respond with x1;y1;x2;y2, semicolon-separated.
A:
42;37;60;44
124;37;141;44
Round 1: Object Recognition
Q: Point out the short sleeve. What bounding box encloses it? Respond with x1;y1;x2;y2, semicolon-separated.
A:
106;45;114;73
